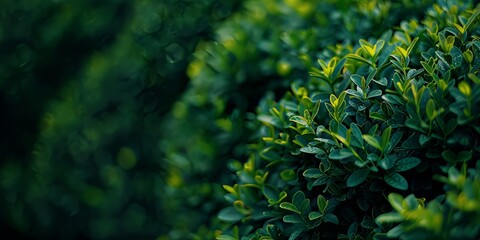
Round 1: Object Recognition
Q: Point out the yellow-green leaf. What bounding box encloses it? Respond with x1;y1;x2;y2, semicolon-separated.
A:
458;81;471;96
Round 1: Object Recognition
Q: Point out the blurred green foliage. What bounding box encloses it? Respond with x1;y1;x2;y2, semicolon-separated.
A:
0;0;240;239
0;0;130;163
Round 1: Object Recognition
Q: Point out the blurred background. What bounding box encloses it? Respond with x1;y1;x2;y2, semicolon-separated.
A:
0;0;242;239
0;0;432;239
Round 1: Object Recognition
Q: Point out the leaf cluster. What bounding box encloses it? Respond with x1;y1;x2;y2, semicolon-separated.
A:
216;1;480;239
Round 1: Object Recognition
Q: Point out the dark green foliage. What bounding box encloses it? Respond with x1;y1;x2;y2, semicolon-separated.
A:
0;0;130;163
0;0;240;239
216;1;480;239
162;1;433;238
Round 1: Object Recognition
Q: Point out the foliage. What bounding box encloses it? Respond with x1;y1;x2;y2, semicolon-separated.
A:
0;0;240;239
162;1;433;238
3;0;479;240
216;1;480;239
0;0;130;164
376;164;480;239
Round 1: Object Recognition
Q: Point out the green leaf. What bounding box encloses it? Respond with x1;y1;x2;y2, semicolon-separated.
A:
279;191;288;200
464;10;480;32
350;74;363;88
370;112;387;121
393;157;421;172
347;53;372;66
387;193;404;212
404;194;419;210
312;176;329;186
363;134;382;151
374;40;385;57
258;115;282;128
329;148;354;160
378;154;397;170
295;135;310;147
457;150;472;162
458;81;471;96
308;211;322;220
384;173;408;190
323;213;339;224
301;97;314;109
396;46;408;58
332;58;347;80
426;99;435;121
303;168;322;178
373;77;388;86
441;150;456;163
218;207;243;222
406;37;419;56
347;168;370;187
405;118;424;133
292;191;306;208
280;202;300;214
260;147;280;161
463;49;473;63
263;184;279;201
300;146;325;154
438;33;447;52
290;115;308;126
380;127;392;150
450;47;463;68
386;223;406;238
366;69;377;86
317;195;328;212
350;123;364;145
420;60;434;75
418;134;430;145
288;229;303;240
283;214;303;224
312;101;321;120
387;131;403;153
346;89;364;98
376;212;404;224
281;169;297;181
367;89;382;98
382;94;404;105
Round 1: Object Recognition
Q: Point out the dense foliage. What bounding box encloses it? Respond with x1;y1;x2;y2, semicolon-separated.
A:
216;1;480;239
162;1;433;238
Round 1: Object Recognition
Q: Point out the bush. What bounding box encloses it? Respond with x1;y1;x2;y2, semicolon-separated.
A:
162;3;434;239
160;0;434;238
216;1;480;239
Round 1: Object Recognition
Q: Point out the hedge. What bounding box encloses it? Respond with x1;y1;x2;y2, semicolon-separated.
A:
216;1;480;239
162;0;433;238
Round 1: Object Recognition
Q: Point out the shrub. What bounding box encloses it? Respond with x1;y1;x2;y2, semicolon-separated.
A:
162;2;434;238
216;1;480;239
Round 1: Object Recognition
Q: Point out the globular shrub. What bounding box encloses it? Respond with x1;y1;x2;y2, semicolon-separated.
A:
216;1;480;239
162;1;433;238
